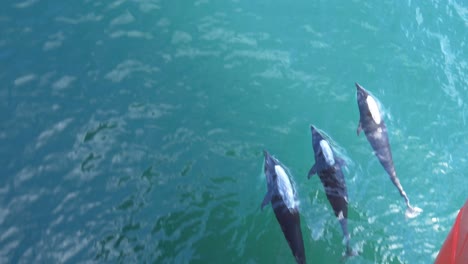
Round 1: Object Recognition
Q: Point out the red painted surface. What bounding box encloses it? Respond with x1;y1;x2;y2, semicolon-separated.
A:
435;199;468;264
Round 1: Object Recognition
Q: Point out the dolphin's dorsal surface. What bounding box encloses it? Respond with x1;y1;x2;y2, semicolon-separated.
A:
262;150;306;264
355;83;422;218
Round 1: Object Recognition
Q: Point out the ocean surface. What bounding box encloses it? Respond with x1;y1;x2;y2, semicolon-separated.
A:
1;0;467;263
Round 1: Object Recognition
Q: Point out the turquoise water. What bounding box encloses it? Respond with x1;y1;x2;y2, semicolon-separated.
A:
1;0;467;263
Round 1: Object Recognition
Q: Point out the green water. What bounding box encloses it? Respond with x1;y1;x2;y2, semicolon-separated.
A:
1;0;467;263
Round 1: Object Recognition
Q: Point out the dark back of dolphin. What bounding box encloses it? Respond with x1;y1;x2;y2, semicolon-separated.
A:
355;83;395;178
271;196;306;264
308;126;353;255
355;83;422;218
262;150;306;264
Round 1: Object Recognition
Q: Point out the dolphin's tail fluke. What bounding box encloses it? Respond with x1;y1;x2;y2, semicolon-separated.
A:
345;244;358;257
405;203;423;218
341;237;358;259
388;172;423;218
339;219;357;257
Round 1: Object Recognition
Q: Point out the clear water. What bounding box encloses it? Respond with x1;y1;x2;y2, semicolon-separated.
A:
1;0;467;263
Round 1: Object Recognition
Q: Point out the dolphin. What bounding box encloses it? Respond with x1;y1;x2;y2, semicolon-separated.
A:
262;150;306;264
308;126;354;256
355;82;422;218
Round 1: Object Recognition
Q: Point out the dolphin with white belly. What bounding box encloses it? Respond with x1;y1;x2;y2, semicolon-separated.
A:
262;150;306;264
308;126;354;256
355;82;422;218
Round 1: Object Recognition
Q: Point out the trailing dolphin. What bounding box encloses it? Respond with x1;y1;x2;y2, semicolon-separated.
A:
262;150;306;264
355;82;422;218
307;126;354;256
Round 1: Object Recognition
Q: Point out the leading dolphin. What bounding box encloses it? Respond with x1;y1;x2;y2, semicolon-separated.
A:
307;126;354;256
262;150;306;264
355;83;422;218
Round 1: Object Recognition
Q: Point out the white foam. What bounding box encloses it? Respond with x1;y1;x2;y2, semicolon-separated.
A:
366;95;382;124
406;206;423;219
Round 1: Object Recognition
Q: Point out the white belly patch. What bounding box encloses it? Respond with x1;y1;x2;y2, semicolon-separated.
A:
366;95;382;124
320;140;335;166
274;165;295;209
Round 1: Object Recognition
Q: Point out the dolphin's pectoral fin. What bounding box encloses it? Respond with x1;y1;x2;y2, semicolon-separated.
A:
308;164;317;179
336;157;346;167
357;121;362;136
261;189;273;210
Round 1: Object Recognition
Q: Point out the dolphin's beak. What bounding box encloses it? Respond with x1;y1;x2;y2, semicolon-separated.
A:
263;149;269;158
355;82;367;99
310;125;320;139
355;82;363;91
310;125;320;138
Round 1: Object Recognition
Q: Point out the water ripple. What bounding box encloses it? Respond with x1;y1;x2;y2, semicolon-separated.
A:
13;0;38;9
105;60;159;83
225;49;291;65
108;30;153;39
55;14;103;24
110;11;135;26
171;31;193;44
450;0;468;26
14;74;37;86
43;32;65;51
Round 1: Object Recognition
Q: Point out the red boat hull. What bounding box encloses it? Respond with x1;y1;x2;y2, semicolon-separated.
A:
435;199;468;264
